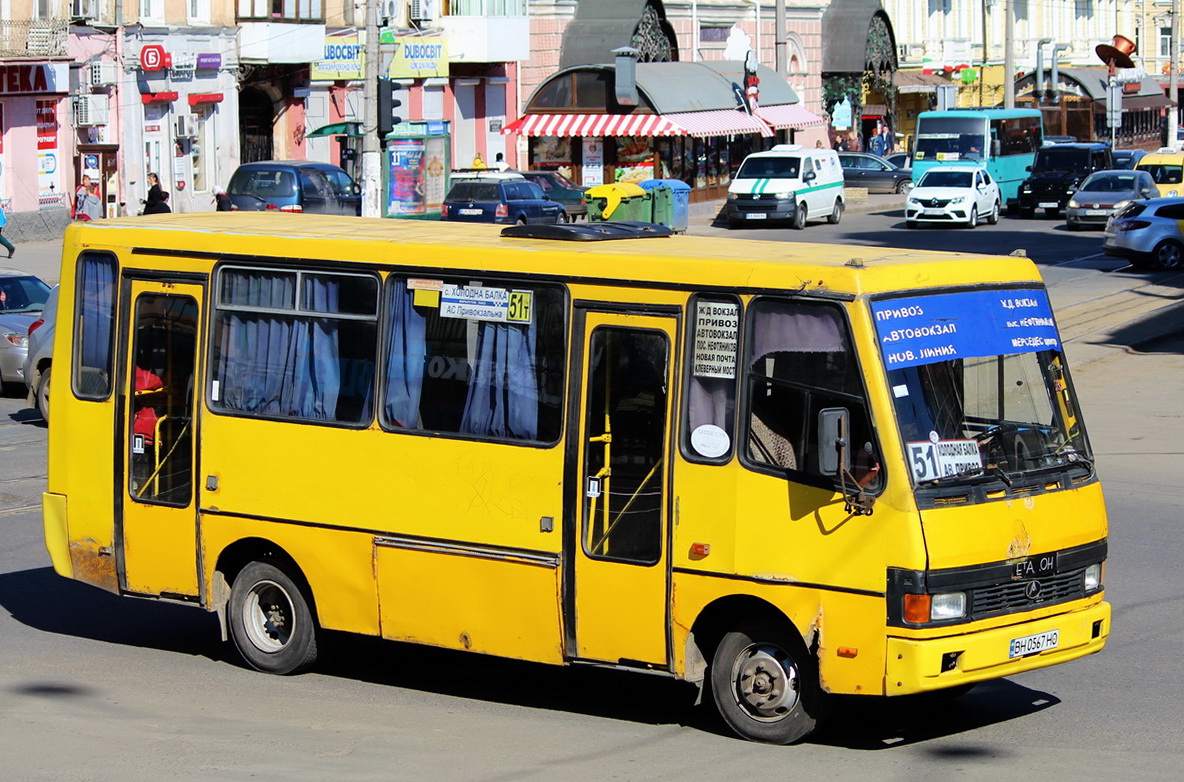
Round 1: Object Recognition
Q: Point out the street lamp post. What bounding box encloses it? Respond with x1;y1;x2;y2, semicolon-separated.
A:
361;0;381;218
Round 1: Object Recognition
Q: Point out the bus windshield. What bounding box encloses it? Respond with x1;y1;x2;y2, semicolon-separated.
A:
872;289;1091;487
915;118;987;162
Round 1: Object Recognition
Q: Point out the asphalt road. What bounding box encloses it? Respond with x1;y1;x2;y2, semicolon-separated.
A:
1;218;1182;780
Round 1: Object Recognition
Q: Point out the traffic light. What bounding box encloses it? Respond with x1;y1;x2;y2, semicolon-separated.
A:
378;78;403;137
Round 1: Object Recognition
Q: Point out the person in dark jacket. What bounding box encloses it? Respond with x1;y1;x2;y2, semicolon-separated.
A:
142;173;168;214
214;187;234;211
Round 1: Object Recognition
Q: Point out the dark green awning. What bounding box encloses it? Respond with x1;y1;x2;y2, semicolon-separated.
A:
306;121;362;138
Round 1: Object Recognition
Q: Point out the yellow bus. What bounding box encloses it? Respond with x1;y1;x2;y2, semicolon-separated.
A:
43;214;1109;744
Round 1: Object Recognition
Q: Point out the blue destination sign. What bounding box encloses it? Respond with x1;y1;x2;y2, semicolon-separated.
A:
871;288;1060;370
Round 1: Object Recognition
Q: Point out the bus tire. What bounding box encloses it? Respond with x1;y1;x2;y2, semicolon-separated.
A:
229;560;319;675
710;619;826;744
792;204;808;230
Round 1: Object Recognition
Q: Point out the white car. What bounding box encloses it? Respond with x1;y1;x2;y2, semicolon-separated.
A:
904;165;1001;228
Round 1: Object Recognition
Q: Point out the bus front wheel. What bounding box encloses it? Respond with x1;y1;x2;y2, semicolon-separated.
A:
710;620;827;744
229;560;319;675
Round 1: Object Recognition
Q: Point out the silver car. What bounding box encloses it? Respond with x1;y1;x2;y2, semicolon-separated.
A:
23;284;57;421
1103;197;1184;269
0;269;52;395
1066;169;1158;230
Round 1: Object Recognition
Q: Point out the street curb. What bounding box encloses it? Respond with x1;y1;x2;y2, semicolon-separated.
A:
1066;299;1184;372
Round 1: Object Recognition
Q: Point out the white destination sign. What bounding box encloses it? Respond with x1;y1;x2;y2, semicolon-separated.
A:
693;300;739;378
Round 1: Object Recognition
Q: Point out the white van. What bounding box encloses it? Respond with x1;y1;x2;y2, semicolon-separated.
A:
725;145;845;229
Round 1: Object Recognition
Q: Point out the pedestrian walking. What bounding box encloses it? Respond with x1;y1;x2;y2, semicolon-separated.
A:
0;202;14;258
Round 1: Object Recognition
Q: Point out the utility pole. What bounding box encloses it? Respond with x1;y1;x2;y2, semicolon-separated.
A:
361;0;381;218
775;0;787;76
1172;0;1181;146
1003;0;1015;108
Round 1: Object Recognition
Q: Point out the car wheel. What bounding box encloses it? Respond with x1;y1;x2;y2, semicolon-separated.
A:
1152;239;1184;269
895;179;913;195
826;198;843;225
1066;220;1079;231
516;216;527;226
792;204;808;230
987;201;1000;225
966;206;978;229
36;366;51;423
906;219;918;229
558;210;570;224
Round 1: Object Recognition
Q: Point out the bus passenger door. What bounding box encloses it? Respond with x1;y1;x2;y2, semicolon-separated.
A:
119;280;203;597
568;311;675;667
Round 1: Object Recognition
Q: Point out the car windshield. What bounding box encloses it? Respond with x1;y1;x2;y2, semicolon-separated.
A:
873;289;1091;489
0;276;50;314
1033;148;1089;173
1139;163;1183;185
918;170;974;188
736;157;800;179
1080;174;1137;192
228;169;297;198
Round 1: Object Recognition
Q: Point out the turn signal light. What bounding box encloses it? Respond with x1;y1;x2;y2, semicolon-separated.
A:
690;542;710;557
903;593;932;624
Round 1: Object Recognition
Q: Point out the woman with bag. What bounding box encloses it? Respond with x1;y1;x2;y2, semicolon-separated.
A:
142;173;169;214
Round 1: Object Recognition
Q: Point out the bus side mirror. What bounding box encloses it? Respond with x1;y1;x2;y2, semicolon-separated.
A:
819;407;874;516
818;407;851;476
1026;165;1033;172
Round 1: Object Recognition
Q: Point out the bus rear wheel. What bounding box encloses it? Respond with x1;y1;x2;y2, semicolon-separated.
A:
229;560;319;675
710;620;827;744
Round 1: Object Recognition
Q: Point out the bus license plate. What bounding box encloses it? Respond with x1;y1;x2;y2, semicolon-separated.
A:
1009;629;1059;658
1038;201;1058;208
459;208;482;216
745;213;767;220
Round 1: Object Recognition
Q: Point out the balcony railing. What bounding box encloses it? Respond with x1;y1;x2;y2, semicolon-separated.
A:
0;18;69;58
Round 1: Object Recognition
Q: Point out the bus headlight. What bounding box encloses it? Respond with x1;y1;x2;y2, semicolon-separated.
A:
931;592;967;620
1084;563;1103;592
903;592;967;622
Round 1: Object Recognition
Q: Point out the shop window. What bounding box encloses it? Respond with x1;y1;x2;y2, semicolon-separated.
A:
380;278;565;444
209;267;378;424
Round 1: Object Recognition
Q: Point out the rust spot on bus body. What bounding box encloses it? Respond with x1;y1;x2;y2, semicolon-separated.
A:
69;539;119;594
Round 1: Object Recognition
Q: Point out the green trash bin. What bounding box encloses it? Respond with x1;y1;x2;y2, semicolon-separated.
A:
587;183;651;222
638;180;674;227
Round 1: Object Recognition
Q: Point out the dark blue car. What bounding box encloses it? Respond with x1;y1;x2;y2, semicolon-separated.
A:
442;177;564;224
227;161;361;216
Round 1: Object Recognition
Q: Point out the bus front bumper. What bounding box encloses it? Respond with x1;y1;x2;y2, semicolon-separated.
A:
885;599;1110;695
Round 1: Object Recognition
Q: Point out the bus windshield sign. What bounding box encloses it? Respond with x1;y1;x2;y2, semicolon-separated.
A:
872;289;1059;370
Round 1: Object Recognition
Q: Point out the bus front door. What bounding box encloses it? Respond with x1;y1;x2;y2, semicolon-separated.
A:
118;280;203;598
569;312;675;667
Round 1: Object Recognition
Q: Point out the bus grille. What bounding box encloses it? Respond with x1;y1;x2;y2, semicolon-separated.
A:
970;565;1087;618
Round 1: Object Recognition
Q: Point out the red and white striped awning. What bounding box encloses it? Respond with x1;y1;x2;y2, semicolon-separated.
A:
756;103;827;129
502;109;774;138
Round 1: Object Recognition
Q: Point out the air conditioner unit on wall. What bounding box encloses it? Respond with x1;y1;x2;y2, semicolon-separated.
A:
73;95;108;127
381;0;401;24
90;61;118;87
72;0;98;21
175;114;195;138
408;0;436;24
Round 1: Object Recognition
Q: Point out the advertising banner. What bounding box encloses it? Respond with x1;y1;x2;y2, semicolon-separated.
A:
313;33;363;81
36;100;59;199
388;36;448;79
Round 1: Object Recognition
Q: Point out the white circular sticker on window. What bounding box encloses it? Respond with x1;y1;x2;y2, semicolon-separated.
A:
691;424;731;458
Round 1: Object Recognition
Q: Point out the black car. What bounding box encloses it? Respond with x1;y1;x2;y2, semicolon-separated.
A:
838;152;913;194
1017;143;1113;217
442;177;564;225
1112;149;1149;170
227;161;361;215
517;170;588;220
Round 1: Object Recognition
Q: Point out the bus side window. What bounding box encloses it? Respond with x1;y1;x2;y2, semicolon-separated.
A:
743;298;881;490
73;252;117;399
380;278;566;444
684;296;741;462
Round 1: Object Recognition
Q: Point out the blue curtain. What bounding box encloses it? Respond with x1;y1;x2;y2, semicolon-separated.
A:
214;272;343;420
460;320;539;440
382;280;426;427
76;255;116;393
